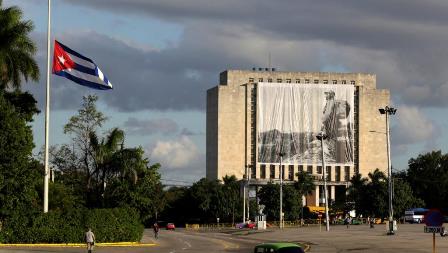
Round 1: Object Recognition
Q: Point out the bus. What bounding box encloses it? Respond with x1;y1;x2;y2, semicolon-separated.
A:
404;208;428;223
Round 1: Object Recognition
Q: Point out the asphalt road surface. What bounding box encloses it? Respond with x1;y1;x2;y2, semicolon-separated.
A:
0;223;447;252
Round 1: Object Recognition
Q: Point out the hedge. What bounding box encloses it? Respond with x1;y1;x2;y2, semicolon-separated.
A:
0;207;143;243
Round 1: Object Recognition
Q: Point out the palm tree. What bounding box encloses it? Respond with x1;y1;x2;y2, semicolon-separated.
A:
347;173;368;216
89;128;125;189
0;0;39;90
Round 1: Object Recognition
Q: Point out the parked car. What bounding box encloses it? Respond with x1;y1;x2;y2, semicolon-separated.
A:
236;222;256;229
254;242;305;253
166;223;175;230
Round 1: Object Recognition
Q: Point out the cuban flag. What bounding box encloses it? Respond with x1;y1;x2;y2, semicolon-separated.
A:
52;40;113;90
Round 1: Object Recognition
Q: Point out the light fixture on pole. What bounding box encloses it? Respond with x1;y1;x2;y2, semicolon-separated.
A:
379;106;397;235
316;131;330;232
279;152;285;229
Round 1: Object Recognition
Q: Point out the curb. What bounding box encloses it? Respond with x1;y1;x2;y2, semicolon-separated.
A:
0;242;156;247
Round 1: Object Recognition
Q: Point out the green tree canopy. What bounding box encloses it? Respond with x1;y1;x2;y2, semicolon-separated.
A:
0;0;39;90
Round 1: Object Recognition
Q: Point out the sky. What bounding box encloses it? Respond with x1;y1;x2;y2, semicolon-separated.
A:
5;0;448;184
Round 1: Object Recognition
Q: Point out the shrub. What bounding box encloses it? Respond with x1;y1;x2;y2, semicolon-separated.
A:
0;207;143;243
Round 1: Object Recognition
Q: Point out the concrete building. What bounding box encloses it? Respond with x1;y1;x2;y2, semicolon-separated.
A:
206;69;390;206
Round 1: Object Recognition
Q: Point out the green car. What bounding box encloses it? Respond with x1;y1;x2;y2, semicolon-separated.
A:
254;242;305;253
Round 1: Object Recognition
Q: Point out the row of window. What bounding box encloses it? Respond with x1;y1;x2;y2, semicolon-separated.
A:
251;165;353;182
248;78;356;85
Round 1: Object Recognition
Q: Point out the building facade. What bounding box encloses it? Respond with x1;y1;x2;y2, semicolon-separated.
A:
206;69;390;206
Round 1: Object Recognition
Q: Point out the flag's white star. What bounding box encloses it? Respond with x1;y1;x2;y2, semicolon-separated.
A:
58;55;66;65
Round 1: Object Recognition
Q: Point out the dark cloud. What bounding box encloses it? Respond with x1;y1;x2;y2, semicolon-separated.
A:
124;117;179;136
53;0;448;109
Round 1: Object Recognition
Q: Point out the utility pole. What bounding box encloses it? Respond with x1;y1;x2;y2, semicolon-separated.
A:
317;132;330;231
279;152;285;229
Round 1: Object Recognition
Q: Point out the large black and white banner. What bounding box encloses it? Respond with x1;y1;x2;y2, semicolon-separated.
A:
257;83;354;165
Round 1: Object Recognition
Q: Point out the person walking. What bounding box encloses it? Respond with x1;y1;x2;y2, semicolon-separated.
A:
85;228;95;253
153;222;159;239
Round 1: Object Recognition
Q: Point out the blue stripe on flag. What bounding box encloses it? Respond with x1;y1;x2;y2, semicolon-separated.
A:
74;63;97;76
56;40;94;64
54;71;112;90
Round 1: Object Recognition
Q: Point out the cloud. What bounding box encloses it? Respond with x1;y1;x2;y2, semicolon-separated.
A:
50;0;448;109
148;135;204;182
392;105;439;153
124;117;178;136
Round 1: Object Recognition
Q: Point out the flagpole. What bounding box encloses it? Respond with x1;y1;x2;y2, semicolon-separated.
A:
43;0;51;213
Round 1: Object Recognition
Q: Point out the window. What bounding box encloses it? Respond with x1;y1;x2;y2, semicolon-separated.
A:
350;80;356;85
281;165;285;179
277;79;282;83
326;166;331;181
260;165;266;179
314;79;319;84
317;166;322;174
268;78;272;83
270;165;275;179
258;78;263;82
332;80;337;84
249;78;254;83
323;80;328;84
295;79;301;83
251;166;256;179
289;165;294;180
344;166;350;181
286;79;291;83
307;165;313;174
298;165;304;173
342;80;347;84
305;79;310;84
335;166;341;182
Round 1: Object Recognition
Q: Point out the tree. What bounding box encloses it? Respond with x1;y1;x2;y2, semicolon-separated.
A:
393;177;425;219
0;92;40;217
258;182;280;220
221;175;242;224
63;95;107;196
407;151;448;208
365;169;388;218
294;172;315;218
347;173;367;216
0;0;39;90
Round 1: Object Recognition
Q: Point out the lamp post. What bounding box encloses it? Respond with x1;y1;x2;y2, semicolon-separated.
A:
279;152;285;229
316;132;330;231
379;106;397;235
243;165;246;224
247;165;251;222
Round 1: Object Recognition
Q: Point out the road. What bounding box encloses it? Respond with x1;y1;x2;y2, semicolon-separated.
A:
0;224;447;252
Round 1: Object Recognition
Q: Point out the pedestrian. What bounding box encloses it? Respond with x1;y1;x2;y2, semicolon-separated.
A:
153;222;159;239
345;216;351;228
370;217;375;228
85;228;95;253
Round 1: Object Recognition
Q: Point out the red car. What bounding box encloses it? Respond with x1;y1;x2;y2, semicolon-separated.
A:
166;223;175;230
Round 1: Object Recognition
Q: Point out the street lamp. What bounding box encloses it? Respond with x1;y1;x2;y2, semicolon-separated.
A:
316;132;330;232
243;165;248;224
279;152;285;229
379;106;397;235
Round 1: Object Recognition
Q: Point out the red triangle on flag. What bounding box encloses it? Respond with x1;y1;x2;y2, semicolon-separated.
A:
52;41;76;73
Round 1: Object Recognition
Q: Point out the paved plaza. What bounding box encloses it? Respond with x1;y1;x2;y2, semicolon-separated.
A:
0;223;447;252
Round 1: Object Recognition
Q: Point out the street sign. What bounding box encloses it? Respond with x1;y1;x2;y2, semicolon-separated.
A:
424;226;444;234
425;210;444;227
